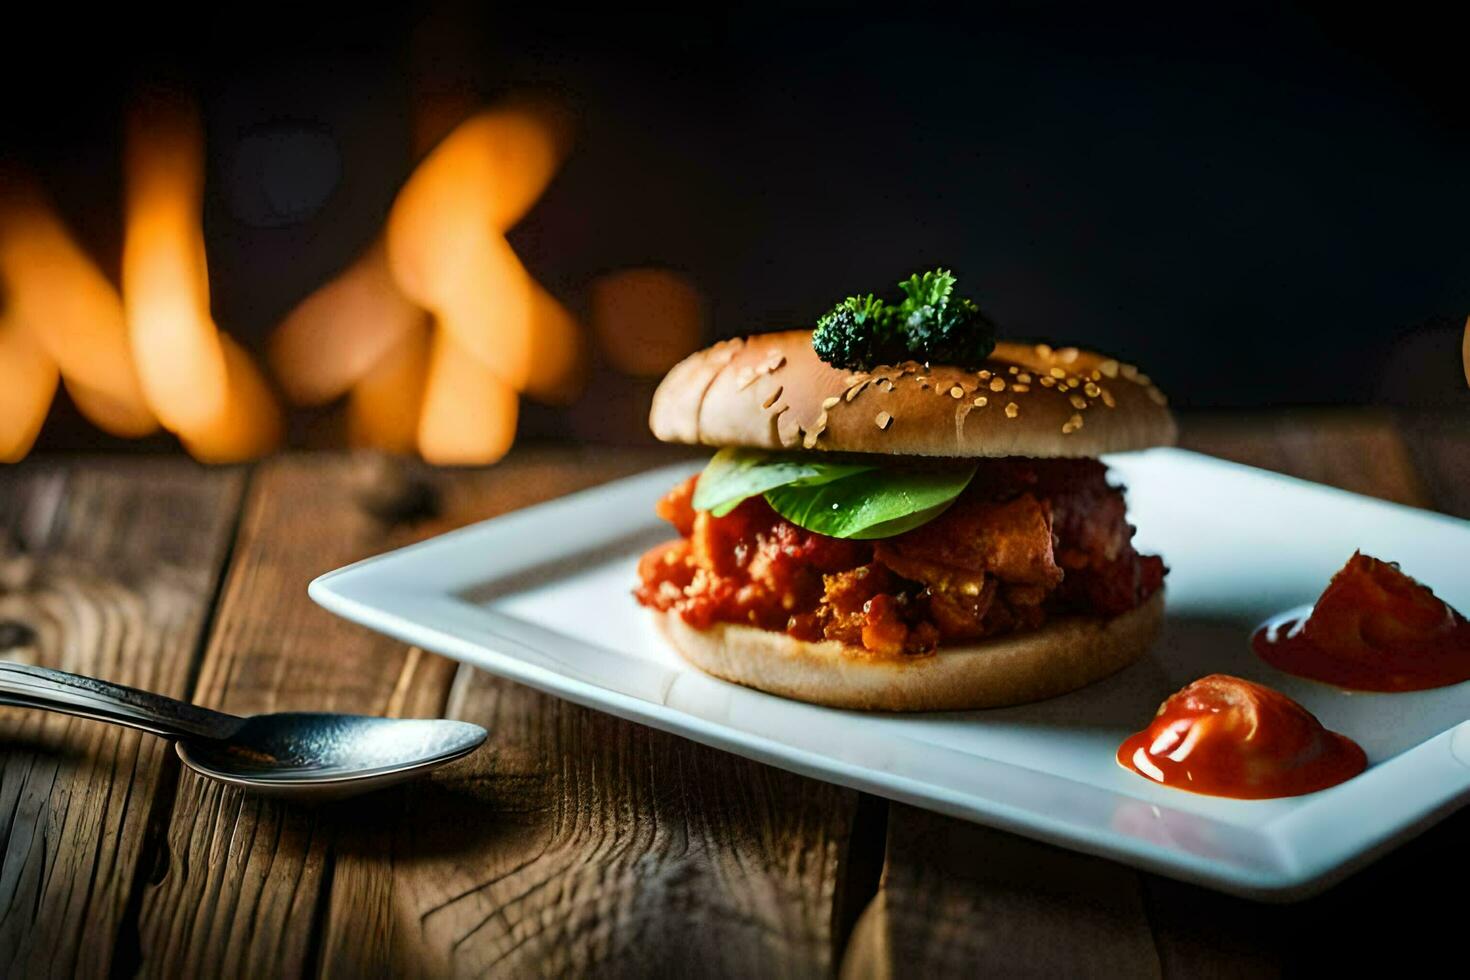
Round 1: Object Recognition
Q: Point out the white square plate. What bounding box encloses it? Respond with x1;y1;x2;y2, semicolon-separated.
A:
310;448;1470;900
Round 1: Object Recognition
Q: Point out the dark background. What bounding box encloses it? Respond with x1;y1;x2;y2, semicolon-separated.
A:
4;2;1467;450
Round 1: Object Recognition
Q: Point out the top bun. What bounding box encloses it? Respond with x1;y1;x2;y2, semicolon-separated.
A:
650;330;1176;458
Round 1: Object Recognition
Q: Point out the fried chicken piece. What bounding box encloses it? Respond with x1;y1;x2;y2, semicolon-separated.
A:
874;492;1062;592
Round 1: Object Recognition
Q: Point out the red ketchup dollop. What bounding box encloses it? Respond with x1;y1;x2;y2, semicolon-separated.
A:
1116;674;1366;799
1253;552;1470;692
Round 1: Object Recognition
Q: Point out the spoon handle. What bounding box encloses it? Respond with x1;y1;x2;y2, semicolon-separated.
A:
0;662;241;741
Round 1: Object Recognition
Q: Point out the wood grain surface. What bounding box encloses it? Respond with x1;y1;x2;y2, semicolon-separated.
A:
0;413;1465;977
129;448;858;978
0;460;243;978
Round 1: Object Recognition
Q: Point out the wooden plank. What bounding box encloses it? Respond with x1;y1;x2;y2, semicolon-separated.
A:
136;448;860;977
842;809;1161;979
0;459;244;978
132;451;527;977
840;412;1454;978
1177;410;1429;507
322;666;859;977
1395;410;1470;519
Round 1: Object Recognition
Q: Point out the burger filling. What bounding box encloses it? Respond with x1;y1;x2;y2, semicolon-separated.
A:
635;458;1164;657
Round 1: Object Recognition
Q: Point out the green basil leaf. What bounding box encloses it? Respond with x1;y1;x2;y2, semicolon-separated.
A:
843;500;959;540
762;464;976;539
692;447;877;517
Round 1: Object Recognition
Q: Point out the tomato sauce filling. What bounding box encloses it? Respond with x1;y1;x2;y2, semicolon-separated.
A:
635;458;1165;657
1253;551;1470;692
1117;674;1366;799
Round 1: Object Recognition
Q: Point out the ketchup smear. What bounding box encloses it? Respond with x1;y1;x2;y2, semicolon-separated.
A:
1117;674;1366;799
1253;552;1470;692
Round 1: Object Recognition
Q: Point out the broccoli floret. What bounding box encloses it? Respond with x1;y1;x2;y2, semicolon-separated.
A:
811;268;996;370
902;294;997;368
812;293;905;369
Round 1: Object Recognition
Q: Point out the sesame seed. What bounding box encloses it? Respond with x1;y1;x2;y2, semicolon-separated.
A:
978;369;991;380
1136;373;1152;386
1040;376;1056;388
1069;412;1084;429
1147;386;1168;405
821;395;840;410
1099;359;1119;378
1005;402;1019;418
1034;343;1053;358
950;386;964;399
1120;363;1139;380
803;413;828;448
1084;382;1101;397
1058;347;1080;363
1070;394;1087;410
875;411;893;430
1012;383;1031;393
1008;366;1019;375
1089;369;1102;382
1062;421;1077;435
1017;372;1033;384
1101;389;1116;408
1049;367;1066;379
973;396;988;407
989;378;1006;392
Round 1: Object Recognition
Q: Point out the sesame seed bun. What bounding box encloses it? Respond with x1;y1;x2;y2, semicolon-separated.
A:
657;590;1164;711
650;330;1175;457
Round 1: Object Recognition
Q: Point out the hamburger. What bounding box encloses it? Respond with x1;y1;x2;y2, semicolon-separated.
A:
635;270;1174;711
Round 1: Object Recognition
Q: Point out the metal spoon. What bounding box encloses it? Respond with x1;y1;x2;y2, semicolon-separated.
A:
0;661;485;800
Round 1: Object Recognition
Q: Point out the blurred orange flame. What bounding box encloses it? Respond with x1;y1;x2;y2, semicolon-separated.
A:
124;95;282;460
269;238;428;407
386;101;580;395
347;318;431;454
418;326;518;465
0;173;157;441
0;314;58;462
270;97;586;464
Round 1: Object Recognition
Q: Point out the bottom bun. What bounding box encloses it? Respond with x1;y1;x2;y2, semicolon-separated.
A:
657;590;1165;711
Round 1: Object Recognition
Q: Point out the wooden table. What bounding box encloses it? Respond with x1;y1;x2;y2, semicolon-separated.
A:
1;412;1465;978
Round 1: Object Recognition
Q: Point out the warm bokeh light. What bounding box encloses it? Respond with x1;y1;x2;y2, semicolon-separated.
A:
123;93;282;460
0;315;58;462
417;327;519;466
269;239;427;406
386;101;582;396
123;96;228;433
589;268;705;377
392;100;573;259
0;174;157;437
175;334;285;463
347;319;431;454
524;283;586;405
1462;316;1468;388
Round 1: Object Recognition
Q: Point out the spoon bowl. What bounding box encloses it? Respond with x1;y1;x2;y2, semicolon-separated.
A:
177;713;487;799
